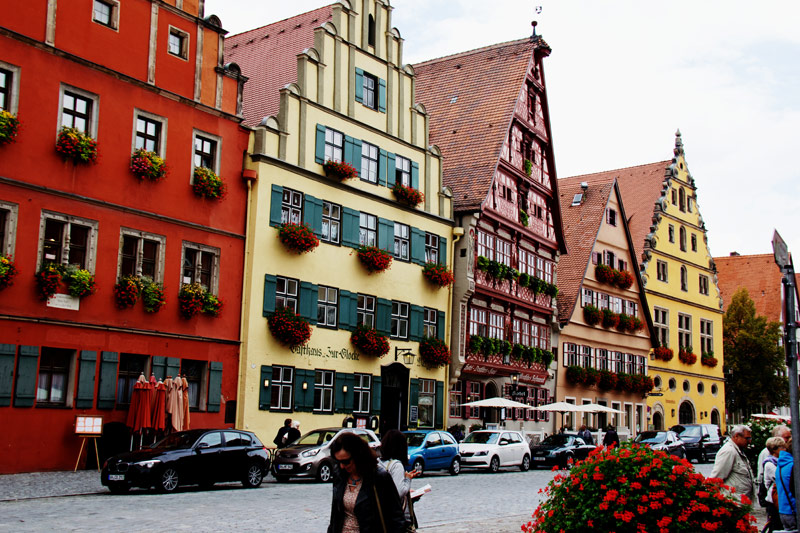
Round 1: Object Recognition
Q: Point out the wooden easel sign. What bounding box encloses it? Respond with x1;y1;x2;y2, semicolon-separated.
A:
74;415;103;472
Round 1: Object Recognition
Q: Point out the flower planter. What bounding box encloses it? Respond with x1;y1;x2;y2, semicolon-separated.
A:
178;283;205;318
0;110;20;145
584;368;599;387
391;183;424;207
565;365;586;386
130;149;168;181
616;313;633;332
192;167;226;200
594;264;615;284
56;127;98;164
601;309;619;329
419;337;451;368
141;279;166;313
268;306;312;348
278;223;320;254
701;352;718;367
614;269;634;290
35;264;63;300
653;346;674;361
0;255;19;290
64;267;95;298
523;158;532;176
597;370;617;391
678;348;697;365
422;262;454;288
519;209;529;227
114;275;142;309
356;246;392;274
323;160;358;181
614;373;634;393
202;292;223;317
630;317;644;331
350;324;390;358
583;305;601;325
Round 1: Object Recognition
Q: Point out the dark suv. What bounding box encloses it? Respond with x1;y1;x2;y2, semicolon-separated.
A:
672;424;722;463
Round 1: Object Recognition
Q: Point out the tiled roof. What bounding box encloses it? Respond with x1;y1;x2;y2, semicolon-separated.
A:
224;5;334;127
714;253;783;323
414;39;545;212
555;175;614;322
565;161;670;263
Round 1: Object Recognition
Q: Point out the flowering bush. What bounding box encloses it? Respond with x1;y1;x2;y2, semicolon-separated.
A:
631;316;644;331
616;313;633;332
56;127;98;164
350;324;390;358
202;292;223;317
679;347;697;365
701;351;718;367
615;373;634;393
114;275;142;309
594;263;615;284
64;266;95;298
632;374;655;395
391;182;424;207
597;370;618;391
356;246;392;274
0;110;20;145
192;167;226;200
130;149;167;181
601;309;620;329
278;223;320;254
419;337;450;368
268;306;312;348
141;278;166;313
524;443;758;533
35;264;63;300
615;269;635;290
584;367;599;387
0;255;18;290
654;346;674;362
178;283;205;319
583;305;601;326
323;160;358;181
422;262;454;288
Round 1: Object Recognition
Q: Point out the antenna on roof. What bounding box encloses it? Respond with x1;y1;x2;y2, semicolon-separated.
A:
530;20;538;40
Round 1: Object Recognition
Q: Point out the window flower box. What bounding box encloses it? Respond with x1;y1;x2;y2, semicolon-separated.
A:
141;278;166;313
616;313;633;332
268;306;312;348
278;223;320;254
594;263;615;284
0;255;18;290
631;374;654;395
130;149;168;181
523;158;532;176
323;160;358;181
350;324;390;358
653;346;673;361
419;337;451;368
422;262;454;288
565;365;586;386
601;309;619;329
391;182;424;207
614;270;634;290
519;209;529;227
56;126;98;164
597;370;617;391
630;317;644;331
356;245;392;274
701;351;718;367
614;372;634;393
35;264;63;300
583;304;601;326
192;167;226;200
178;282;221;318
202;292;223;317
114;275;143;309
678;347;697;365
64;266;95;298
584;367;599;387
0;110;20;145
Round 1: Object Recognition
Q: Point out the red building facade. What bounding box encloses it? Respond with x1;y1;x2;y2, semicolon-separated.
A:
0;0;248;473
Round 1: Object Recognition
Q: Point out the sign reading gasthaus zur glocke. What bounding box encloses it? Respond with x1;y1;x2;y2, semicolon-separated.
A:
290;345;360;360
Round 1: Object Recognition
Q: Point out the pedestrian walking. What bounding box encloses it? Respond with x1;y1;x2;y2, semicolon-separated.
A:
776;440;797;531
273;418;292;448
761;436;786;533
602;425;619;448
578;425;593;445
710;425;755;501
379;429;419;531
757;425;791;497
285;420;301;446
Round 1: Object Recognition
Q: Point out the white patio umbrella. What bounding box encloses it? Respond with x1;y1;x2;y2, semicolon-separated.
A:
532;401;583;413
578;403;625;414
460;396;535;410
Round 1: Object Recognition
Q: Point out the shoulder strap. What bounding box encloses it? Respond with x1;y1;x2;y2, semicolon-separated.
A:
779;464;796;512
373;484;387;533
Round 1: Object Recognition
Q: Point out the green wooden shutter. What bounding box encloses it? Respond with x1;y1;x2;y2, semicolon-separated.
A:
355;68;364;103
97;351;119;409
411;228;426;265
303;194;323;237
410;305;424;342
0;344;16;407
166;357;180;379
438;236;448;265
435;380;444;429
376;298;392;336
300;282;318;324
335;372;348;413
259;365;272;410
378;78;387;113
75;350;97;409
409;378;419;425
352;139;362;178
411;161;419;190
294;368;314;412
372;375;381;415
14;346;39;407
207;361;223;413
315;124;326;164
437;310;446;341
386;153;396;187
344;136;354;169
263;274;277;317
269;184;284;228
378;218;394;253
342;207;361;249
339;290;357;331
345;374;356;412
379;149;388;186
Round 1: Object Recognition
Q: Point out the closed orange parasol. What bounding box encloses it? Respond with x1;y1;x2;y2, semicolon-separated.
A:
151;380;166;433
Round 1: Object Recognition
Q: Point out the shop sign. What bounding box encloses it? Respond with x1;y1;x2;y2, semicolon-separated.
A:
511;388;528;401
290;344;360;360
47;294;79;310
462;363;548;385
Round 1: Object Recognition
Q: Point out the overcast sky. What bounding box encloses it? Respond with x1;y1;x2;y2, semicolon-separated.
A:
206;0;800;260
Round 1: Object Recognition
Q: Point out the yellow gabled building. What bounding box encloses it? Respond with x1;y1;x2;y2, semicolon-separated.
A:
226;1;454;462
574;132;726;432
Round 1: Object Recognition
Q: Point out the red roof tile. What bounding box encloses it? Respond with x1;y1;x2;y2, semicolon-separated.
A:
224;5;334;127
714;253;784;323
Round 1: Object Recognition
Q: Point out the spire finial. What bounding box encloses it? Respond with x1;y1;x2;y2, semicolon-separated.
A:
674;129;684;157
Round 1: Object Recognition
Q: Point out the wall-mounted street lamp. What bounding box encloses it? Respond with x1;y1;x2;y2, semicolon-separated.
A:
263;379;269;388
342;385;348;394
510;372;521;391
395;347;415;365
302;381;308;390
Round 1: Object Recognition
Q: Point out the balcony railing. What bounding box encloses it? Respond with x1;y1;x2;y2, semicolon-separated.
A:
475;269;553;308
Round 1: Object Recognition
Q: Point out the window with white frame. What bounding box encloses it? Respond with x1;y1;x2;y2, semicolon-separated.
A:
321;201;341;244
353;374;371;413
624;353;634;374
597;292;609;310
119;229;164;281
181;242;219;292
678;313;692;349
657;260;668;282
134;111;165;154
449;382;462;418
168;27;189;59
391;301;409;339
513;319;531;346
543;260;553;283
468;382;481;418
357;294;375;327
395;155;411;186
276;277;299;312
40;211;98;270
604;251;616;268
36;348;74;406
417;379;435;427
700;319;713;355
60;86;98;136
359;213;377;247
624;300;638;318
281;188;303;225
425;233;439;263
324;128;343;163
362;73;377;110
580;345;592;369
614;351;624;373
317;286;338;328
610;296;623;314
581;288;594;307
496;238;512;266
469;307;487;337
92;0;119;30
394;223;410;261
271;366;294;410
597;348;610;371
477;231;494;260
654;307;669;347
0;200;18;257
538;324;548;350
635;355;646;375
423;308;437;338
360;142;378;183
564;343;577;366
699;274;709;296
0;64;19;113
313;370;334;413
531;323;540;348
193;131;219;172
488;312;504;340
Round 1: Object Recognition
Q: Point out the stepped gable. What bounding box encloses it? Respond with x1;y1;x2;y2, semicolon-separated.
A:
714;253;784;322
414;38;546;211
225;5;334;127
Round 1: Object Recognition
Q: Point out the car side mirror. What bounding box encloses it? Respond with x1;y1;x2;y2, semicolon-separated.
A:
195;442;209;452
701;435;709;441
499;439;508;446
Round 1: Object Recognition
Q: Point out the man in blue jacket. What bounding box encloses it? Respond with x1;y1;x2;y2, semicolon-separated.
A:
776;445;796;531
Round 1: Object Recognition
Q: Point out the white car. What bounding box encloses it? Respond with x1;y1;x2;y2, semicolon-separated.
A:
458;430;530;473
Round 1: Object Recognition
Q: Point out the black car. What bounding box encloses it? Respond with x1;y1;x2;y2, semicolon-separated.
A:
671;424;722;463
529;434;596;468
634;430;685;458
101;429;271;493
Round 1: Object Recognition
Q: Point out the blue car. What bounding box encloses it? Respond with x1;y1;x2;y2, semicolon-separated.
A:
404;430;461;476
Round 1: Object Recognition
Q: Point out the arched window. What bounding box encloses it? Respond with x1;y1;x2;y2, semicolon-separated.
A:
680;266;688;291
679;226;687;252
368;14;376;47
679;188;686;212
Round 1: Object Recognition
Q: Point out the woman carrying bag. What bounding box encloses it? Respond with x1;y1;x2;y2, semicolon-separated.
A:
379;430;420;531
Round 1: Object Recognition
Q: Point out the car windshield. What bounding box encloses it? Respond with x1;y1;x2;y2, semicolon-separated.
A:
295;430;339;446
678;426;702;437
541;435;571;446
151;431;203;450
636;432;667;444
463;432;499;444
406;433;426;447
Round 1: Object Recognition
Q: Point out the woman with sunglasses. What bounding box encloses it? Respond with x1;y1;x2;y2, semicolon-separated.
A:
328;432;406;533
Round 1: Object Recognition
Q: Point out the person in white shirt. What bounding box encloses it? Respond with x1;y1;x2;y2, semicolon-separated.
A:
379;429;420;529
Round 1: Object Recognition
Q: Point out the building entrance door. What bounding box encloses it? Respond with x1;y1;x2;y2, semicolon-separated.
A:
485;382;499;424
679;401;695;424
380;363;409;434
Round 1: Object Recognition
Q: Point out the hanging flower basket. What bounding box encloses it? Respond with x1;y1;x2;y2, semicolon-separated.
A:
350;324;390;358
701;351;718;367
391;182;424;207
64;266;95;298
565;365;586;386
584;367;599;387
419;337;451;368
0;255;19;290
422;262;454;288
601;309;619;329
614;269;634;290
114;275;142;309
202;292;223;317
653;346;674;361
141;278;166;313
583;304;601;325
178;282;205;319
278;223;320;254
268;306;312;348
632;374;655;395
630;316;644;332
130;149;168;181
192;167;226;200
323;160;358;181
35;264;63;300
678;347;697;365
0;110;20;145
616;313;633;332
594;264;614;284
597;370;617;391
615;372;634;393
56;126;98;164
356;246;392;274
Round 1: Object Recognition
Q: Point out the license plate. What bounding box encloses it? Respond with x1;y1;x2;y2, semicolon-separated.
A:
277;464;293;470
109;474;125;481
533;457;546;461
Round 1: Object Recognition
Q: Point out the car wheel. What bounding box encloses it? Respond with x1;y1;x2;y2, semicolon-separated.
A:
108;485;129;495
413;458;424;477
243;463;264;488
317;462;333;483
489;456;500;473
449;457;461;476
158;467;180;493
520;454;531;472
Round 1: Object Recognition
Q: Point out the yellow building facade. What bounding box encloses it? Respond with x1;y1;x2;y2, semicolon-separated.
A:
229;1;454;448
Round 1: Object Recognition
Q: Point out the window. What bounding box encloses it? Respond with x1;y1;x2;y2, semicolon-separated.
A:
538;325;549;351
699;274;709;295
678;313;692;349
40;211;98;270
92;0;119;29
496;238;512;267
417;379;435;428
700;319;713;355
193;132;218;171
614;351;624;373
367;14;376;47
271;366;294;410
363;73;377;110
359;213;377;247
657;260;668;282
276;277;299;312
679;188;686;212
467;382;481;418
314;370;334;413
36;348;73;406
119;229;164;281
597;349;610;371
668;224;674;243
354;374;371;413
423;308;437;339
394;223;409;261
671;189;677;205
618;259;627;272
317;286;338;328
691;234;697;252
168;27;189;59
604;250;616;268
0;201;18;257
357;294;375;327
395;155;411;187
580;345;592;369
116;353;147;405
607;208;617;226
449;382;462;418
281;188;303;225
581;288;593;307
425;233;439;263
679;227;687;252
134;113;164;154
669;378;676;391
60;88;96;135
680;266;688;291
469;307;487;337
391;301;409;339
654;307;669;347
513;319;531;346
477;231;494;260
321;201;341;244
563;343;577;367
488;312;504;340
324;128;343;163
182;359;207;410
683;380;690;393
360;142;379;184
0;62;20;114
181;242;219;292
571;193;583;206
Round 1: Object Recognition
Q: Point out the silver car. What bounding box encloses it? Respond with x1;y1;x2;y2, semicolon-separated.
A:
271;427;380;482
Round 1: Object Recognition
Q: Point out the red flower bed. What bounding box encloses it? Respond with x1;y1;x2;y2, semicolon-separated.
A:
350;324;390;358
422;262;454;287
323;160;358;181
391;182;424;207
357;246;392;274
142;280;166;313
178;283;205;319
419;337;451;368
615;373;634;393
654;346;674;361
565;365;586;386
601;309;619;329
679;348;697;365
278;223;320;254
631;316;644;331
616;313;633;332
0;110;20;145
632;374;655;395
268;306;312;348
56;127;98;164
615;269;634;289
583;305;601;326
